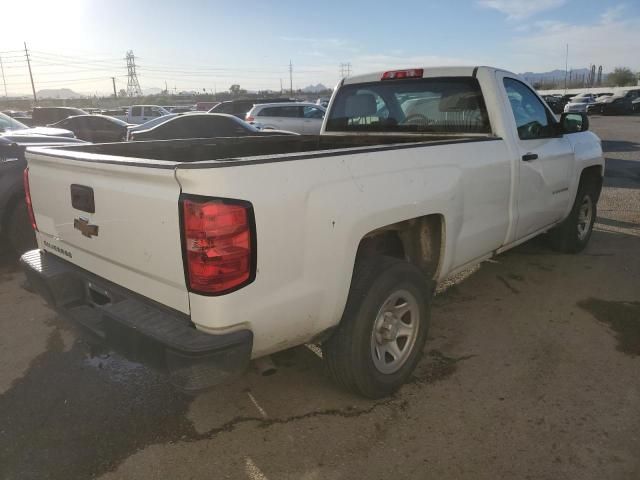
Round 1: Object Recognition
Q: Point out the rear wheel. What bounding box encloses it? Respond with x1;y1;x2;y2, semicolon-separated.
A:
6;199;37;255
549;177;599;253
323;256;431;398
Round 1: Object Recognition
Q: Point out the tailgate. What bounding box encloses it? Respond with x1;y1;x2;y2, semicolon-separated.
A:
26;150;189;314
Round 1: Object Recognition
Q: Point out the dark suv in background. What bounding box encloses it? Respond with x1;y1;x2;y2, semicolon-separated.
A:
31;107;88;126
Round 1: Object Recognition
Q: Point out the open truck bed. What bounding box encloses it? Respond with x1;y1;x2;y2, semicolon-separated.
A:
29;134;495;167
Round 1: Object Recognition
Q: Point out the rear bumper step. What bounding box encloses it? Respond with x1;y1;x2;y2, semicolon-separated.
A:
20;249;253;392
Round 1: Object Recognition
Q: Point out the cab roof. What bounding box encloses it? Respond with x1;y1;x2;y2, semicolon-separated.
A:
342;66;482;85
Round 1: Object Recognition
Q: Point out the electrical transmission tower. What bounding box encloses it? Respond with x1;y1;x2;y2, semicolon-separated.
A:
125;50;143;97
339;63;352;78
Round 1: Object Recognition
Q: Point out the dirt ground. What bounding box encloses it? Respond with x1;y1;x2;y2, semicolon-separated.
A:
0;116;639;480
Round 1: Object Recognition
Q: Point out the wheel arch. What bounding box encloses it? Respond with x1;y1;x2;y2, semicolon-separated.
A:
354;213;445;282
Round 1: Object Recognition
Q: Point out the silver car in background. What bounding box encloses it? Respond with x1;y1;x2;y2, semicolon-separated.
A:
564;97;596;113
245;102;326;134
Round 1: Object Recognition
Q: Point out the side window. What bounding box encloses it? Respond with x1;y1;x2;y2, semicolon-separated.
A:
257;107;279;117
503;78;556;140
143;107;160;117
303;106;325;119
273;106;302;118
131;106;142;117
207;117;247;136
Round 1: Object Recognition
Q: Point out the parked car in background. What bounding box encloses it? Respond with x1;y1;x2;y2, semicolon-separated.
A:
246;102;326;134
633;98;640;113
622;88;640;101
101;108;128;117
209;98;294;118
0;112;74;138
558;93;577;112
564;97;596;113
2;110;30;118
31;107;88;126
0;135;86;253
588;95;634;115
48;115;132;142
168;106;193;113
129;113;295;141
126;113;179;139
316;97;330;108
112;105;171;124
196;101;220;111
595;92;613;98
541;95;563;114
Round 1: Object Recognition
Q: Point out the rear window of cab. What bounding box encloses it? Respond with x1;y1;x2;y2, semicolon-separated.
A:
326;77;491;134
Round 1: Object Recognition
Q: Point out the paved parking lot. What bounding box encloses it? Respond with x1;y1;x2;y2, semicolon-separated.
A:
1;116;639;480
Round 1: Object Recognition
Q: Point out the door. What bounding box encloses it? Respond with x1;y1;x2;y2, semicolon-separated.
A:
500;75;574;239
130;106;142;124
255;106;286;130
302;106;325;134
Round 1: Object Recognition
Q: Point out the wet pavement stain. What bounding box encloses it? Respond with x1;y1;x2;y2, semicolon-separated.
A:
0;334;196;480
496;275;520;294
411;350;476;384
0;331;468;479
578;298;640;356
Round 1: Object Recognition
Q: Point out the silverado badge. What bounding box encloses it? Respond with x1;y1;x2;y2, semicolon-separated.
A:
74;218;99;238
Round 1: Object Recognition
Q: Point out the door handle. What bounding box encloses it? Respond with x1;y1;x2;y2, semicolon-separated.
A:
522;153;538;161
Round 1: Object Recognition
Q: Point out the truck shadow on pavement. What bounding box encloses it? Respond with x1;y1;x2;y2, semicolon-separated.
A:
1;227;639;479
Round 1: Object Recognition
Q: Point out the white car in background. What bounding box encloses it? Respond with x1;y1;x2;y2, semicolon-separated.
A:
246;102;326;134
564;96;596;113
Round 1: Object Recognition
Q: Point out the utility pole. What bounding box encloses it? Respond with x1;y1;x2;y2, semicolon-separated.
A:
289;60;293;95
111;77;117;97
280;78;283;94
0;55;7;97
24;42;37;103
564;43;568;92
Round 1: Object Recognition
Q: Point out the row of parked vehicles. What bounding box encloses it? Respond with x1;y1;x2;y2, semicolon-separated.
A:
0;99;328;253
541;88;640;115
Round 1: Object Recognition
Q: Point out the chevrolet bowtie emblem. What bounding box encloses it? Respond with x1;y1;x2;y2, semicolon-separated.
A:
74;217;99;238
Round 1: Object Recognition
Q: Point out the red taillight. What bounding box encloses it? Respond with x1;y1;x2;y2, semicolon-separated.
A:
381;68;424;80
23;168;38;231
181;197;255;295
245;115;255;122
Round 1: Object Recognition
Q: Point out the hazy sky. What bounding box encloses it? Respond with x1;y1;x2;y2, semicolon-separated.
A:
2;0;639;95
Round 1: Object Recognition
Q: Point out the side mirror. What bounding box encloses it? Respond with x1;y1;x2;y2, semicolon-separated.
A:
560;112;589;134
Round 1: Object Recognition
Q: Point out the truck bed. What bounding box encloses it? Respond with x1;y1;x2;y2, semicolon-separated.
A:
27;134;497;166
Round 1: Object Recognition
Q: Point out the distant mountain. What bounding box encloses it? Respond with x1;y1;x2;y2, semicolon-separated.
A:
36;88;83;99
301;83;329;93
520;68;592;84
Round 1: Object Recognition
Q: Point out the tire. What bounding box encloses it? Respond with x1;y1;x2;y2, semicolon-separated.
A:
6;199;37;255
323;256;431;398
549;176;599;253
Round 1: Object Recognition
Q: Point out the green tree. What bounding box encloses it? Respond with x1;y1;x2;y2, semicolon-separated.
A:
229;84;241;95
607;67;638;87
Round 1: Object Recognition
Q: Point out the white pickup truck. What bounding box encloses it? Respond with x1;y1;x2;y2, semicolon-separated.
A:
21;67;603;398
